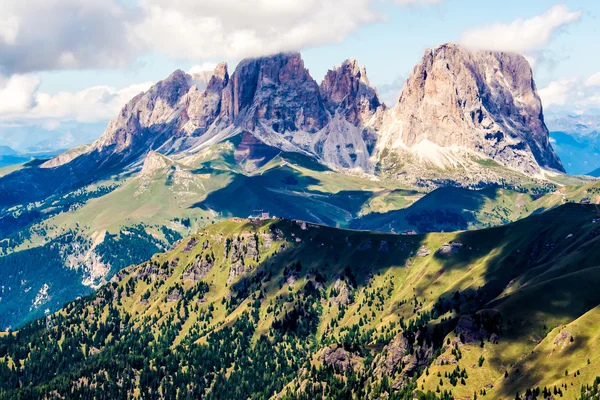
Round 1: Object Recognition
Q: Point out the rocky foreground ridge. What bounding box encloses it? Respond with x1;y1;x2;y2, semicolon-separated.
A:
41;43;563;186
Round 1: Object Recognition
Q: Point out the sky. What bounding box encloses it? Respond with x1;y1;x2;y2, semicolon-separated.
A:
0;0;598;151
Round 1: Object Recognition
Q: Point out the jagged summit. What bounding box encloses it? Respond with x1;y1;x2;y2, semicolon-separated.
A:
220;52;328;133
320;57;384;126
381;43;563;174
37;43;564;190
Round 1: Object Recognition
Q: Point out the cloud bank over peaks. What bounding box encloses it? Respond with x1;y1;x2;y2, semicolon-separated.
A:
460;4;581;54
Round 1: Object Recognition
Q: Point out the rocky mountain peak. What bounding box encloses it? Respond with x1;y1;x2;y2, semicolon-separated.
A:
220;52;328;133
385;42;564;174
43;44;564;183
320;58;383;126
212;62;228;81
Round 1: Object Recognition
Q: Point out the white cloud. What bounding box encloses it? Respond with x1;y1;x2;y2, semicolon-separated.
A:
538;78;576;108
134;0;381;61
584;72;600;87
188;63;219;75
0;78;152;124
30;82;153;123
539;73;600;111
0;15;19;45
0;0;141;74
0;0;443;76
460;5;581;53
0;74;40;114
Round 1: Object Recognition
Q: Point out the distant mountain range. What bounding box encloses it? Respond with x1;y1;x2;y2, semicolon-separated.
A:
0;146;67;168
545;111;600;175
0;122;104;156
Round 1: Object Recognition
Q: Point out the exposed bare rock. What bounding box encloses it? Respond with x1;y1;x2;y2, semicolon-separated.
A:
455;313;502;344
182;238;198;253
434;354;458;365
553;329;574;349
95;69;191;155
182;62;229;135
227;261;251;285
37;44;564;192
41;144;91;169
320;58;384;127
378;43;564;175
183;258;213;282
243;232;260;261
135;261;172;280
220;53;328;134
330;278;354;305
374;332;433;382
140;151;171;176
261;233;275;250
416;246;431;257
167;287;182;302
374;333;409;376
319;345;356;373
437;241;463;255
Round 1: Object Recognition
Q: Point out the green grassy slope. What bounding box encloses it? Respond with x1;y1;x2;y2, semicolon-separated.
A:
1;135;597;332
1;203;600;399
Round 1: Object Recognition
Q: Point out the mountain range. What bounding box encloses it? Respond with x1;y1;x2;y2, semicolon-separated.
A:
1;42;589;328
38;43;563;182
1;43;565;209
1;42;599;400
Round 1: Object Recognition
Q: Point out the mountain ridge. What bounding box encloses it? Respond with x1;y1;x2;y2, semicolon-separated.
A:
1;203;600;398
39;43;564;183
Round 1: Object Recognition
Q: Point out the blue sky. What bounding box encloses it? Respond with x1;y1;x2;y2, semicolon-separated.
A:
0;0;598;151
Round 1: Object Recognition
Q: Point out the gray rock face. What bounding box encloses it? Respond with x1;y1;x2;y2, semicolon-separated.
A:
374;332;433;380
183;62;229;135
384;43;564;174
183;258;213;282
320;58;384;126
45;43;564;181
220;52;328;134
95;69;191;155
320;345;356;373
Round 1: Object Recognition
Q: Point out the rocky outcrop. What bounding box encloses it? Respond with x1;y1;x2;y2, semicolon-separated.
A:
227;261;251;285
373;332;433;379
319;345;357;373
379;43;564;175
41;144;91;169
95;69;191;155
181;62;229;135
220;52;328;134
330;278;354;305
183;258;213;282
454;312;502;344
320;58;384;126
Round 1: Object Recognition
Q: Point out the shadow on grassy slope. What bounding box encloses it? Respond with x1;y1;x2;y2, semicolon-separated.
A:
426;203;600;396
350;186;504;233
190;164;376;226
